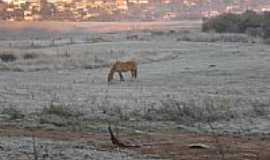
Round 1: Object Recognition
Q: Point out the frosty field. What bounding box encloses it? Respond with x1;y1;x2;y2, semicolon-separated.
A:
0;21;270;159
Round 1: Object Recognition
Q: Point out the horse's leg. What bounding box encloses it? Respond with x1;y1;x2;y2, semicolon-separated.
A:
133;68;137;79
107;70;114;82
130;70;134;79
130;70;136;80
118;72;124;81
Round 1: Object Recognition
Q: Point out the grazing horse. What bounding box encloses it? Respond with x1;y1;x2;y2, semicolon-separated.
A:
107;60;137;83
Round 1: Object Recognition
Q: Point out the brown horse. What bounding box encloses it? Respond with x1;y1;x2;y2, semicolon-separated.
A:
107;60;137;82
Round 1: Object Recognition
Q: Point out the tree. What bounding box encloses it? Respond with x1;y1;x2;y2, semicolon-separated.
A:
223;0;234;5
40;0;50;19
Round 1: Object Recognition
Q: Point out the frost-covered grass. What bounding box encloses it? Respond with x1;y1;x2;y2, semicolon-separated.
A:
0;136;155;160
176;32;254;43
0;27;270;135
1;21;270;160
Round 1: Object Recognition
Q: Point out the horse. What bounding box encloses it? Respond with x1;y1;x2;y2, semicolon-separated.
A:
107;60;137;83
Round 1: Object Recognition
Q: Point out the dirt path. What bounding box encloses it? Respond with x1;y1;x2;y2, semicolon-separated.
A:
1;127;270;160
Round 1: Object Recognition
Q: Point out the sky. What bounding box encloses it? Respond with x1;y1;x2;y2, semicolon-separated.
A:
2;0;11;3
2;0;56;3
2;0;48;2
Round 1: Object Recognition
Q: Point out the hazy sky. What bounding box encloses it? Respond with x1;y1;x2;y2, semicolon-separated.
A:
2;0;57;3
2;0;11;3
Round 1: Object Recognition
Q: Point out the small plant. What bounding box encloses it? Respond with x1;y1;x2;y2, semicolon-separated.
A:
126;34;138;40
91;37;107;43
0;53;16;62
64;49;71;57
32;136;39;160
42;103;75;118
151;31;165;36
50;39;56;47
1;107;24;120
30;41;35;48
250;99;270;117
158;98;203;123
264;38;270;44
69;37;74;44
40;102;88;130
263;12;270;39
42;101;83;118
23;53;38;60
169;30;176;34
84;36;92;43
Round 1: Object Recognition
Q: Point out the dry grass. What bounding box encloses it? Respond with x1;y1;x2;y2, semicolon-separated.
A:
176;32;252;43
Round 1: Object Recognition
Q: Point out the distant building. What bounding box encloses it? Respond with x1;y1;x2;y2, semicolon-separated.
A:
128;0;149;4
12;0;26;7
116;0;128;10
1;0;270;21
0;0;7;10
0;1;7;19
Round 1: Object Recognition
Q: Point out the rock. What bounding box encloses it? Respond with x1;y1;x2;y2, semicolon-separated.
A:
187;143;211;149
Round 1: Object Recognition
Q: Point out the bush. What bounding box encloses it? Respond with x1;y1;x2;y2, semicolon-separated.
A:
1;107;24;120
0;53;16;62
239;10;262;32
39;103;88;130
23;53;38;60
263;12;270;39
140;96;236;124
202;10;264;36
202;13;242;33
41;103;81;118
263;38;270;44
176;32;249;43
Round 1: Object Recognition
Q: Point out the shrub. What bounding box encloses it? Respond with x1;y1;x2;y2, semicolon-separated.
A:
239;10;262;33
263;12;270;39
23;53;38;60
1;107;24;120
150;31;166;36
202;10;264;36
263;38;270;44
140;96;239;125
39;103;88;130
202;13;242;33
177;33;249;43
0;53;16;62
41;103;81;118
250;99;270;117
245;27;264;37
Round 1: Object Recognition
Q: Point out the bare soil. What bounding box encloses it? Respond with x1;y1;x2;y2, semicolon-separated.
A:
1;127;270;160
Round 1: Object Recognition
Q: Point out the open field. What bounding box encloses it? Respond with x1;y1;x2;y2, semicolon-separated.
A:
0;20;201;34
0;21;270;159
